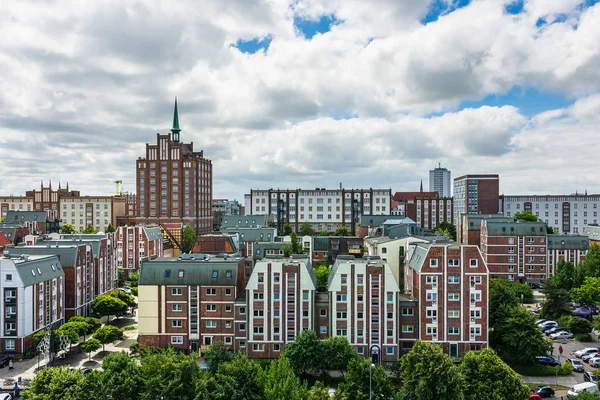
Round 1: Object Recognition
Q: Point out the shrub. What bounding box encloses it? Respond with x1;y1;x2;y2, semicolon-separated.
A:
575;333;595;343
558;315;572;329
131;287;138;296
513;361;573;376
130;342;140;355
122;325;136;331
569;317;593;334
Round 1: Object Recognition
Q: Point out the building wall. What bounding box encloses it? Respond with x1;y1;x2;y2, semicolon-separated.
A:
429;167;451;198
453;175;500;224
113;226;163;278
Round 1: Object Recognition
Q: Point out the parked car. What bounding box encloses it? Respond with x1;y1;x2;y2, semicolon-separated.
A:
590;357;600;368
117;287;132;295
529;282;542;289
535;319;548;325
567;382;598;397
584;371;598;383
575;348;599;358
535;356;561;367
0;356;11;368
80;368;93;375
0;393;12;400
569;358;585;372
532;386;555;398
540;321;558;330
550;331;573;340
542;323;560;333
529;394;543;400
546;326;568;336
582;352;600;362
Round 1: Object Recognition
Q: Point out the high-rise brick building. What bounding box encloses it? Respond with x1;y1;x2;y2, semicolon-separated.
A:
453;174;500;224
135;99;213;234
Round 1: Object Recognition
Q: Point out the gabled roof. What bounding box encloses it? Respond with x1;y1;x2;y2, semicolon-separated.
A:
393;191;439;201
38;239;101;259
360;215;396;227
60;234;106;240
222;227;276;242
1;254;65;286
139;258;242;286
8;245;81;267
407;243;431;272
5;211;47;223
463;214;512;230
0;232;11;247
144;226;164;241
483;221;547;236
548;235;589;250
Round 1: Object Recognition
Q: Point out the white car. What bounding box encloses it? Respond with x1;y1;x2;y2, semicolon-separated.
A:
539;321;557;328
590;357;600;368
583;352;600;362
576;348;599;358
550;331;573;339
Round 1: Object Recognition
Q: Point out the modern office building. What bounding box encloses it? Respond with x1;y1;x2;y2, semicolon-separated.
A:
501;193;600;234
429;164;451;197
135;99;213;234
453;175;500;224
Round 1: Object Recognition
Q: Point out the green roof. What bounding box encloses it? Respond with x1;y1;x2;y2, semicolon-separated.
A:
548;235;589;250
10;255;64;287
139;258;242;286
463;214;512;230
171;97;181;133
39;239;102;259
60;234;106;240
484;221;547;236
222;227;276;243
10;245;80;267
5;211;47;223
144;226;164;241
221;215;268;228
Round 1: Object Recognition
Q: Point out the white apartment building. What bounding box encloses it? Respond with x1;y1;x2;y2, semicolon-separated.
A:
0;254;65;355
502;194;600;234
60;197;120;232
0;197;34;218
246;188;392;232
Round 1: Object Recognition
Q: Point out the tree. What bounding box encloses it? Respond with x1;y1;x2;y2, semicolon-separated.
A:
459;348;530;400
323;336;358;375
511;282;534;303
541;280;571;320
397;341;463;400
82;224;99;234
334;226;350;236
93;325;125;351
290;231;302;254
128;271;140;287
81;338;101;361
182;224;197;253
99;352;143;400
139;347;200;400
568;316;593;334
58;321;89;339
432;221;457;240
314;265;330;292
108;289;137;310
22;366;84;400
0;217;4;223
204;341;233;372
106;223;116;233
572;277;600;307
61;223;77;234
513;210;540;222
489;278;518;328
299;222;315;236
308;381;330;400
283;223;293;236
215;353;264;400
69;316;102;334
575;243;600;286
551;260;575;291
319;230;329;236
260;356;308;400
491;305;552;366
91;294;129;321
339;358;394;400
283;329;323;375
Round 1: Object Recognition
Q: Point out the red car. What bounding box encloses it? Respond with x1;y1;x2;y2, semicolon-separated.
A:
530;394;543;400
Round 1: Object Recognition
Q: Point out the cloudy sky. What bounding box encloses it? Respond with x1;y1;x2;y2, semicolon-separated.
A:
1;0;599;200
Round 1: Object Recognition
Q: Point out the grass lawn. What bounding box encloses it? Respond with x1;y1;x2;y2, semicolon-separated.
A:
526;383;570;391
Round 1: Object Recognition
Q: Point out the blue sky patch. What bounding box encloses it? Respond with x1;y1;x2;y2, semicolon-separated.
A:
232;36;272;54
505;0;525;15
578;0;600;10
421;0;471;24
536;17;547;27
294;14;340;39
458;86;574;117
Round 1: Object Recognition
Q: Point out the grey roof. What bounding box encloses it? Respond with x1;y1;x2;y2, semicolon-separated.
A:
462;214;512;230
139;258;243;286
548;235;589;250
144;226;164;241
221;215;268;228
0;226;18;241
38;239;102;259
360;215;396;227
5;211;47;223
8;245;80;267
60;234;106;240
407;243;431;272
585;226;600;240
222;227;276;243
483;221;547;236
4;255;65;286
383;218;416;226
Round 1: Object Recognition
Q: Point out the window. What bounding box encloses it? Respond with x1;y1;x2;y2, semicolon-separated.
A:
448;310;459;318
206;304;216;312
274;293;280;300
470;259;477;268
320;309;327;316
357;294;363;302
387;293;393;302
402;325;414;333
172;320;183;328
448;276;460;284
430;259;438;267
206;320;217;328
253;293;264;300
206;288;216;296
253;310;264;317
341;276;347;284
212;270;218;279
448;327;459;335
252;344;264;352
336;294;347;302
336;311;348;319
357;276;363;285
240;307;246;314
5;274;11;282
258;275;264;283
171;288;183;296
426;326;437;335
171;336;183;345
402;308;414;316
448;293;460;301
225;288;232;296
386;347;394;355
448;259;459;267
172;304;183;312
253;327;264;334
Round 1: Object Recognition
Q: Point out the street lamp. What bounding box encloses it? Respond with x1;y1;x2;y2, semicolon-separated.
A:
369;363;372;400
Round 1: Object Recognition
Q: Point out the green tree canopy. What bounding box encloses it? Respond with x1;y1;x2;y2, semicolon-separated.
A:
91;294;129;321
541;280;571;320
58;321;89;338
92;325;125;351
69;316;102;334
571;276;600;307
513;210;540;222
511;282;534;303
334;226;350;236
339;358;393;400
323;336;358;375
99;352;144;400
106;223;117;233
551;260;576;291
459;348;530;400
127;271;140;287
432;221;457;240
139;347;200;400
60;223;77;234
80;338;101;361
204;341;234;372
489;278;519;328
182;224;197;253
308;381;330;400
568;316;593;334
397;341;464;400
107;289;137;309
82;224;99;234
299;222;315;236
22;366;84;400
314;265;330;292
575;243;600;286
283;223;293;236
260;356;308;400
283;329;324;375
319;230;329;236
215;353;264;400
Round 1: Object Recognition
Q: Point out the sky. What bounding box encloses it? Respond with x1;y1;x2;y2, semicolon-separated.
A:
1;0;600;201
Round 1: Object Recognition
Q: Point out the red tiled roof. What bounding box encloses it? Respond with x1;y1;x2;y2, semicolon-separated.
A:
0;232;10;247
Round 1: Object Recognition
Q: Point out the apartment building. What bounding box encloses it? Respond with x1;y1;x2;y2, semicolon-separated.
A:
328;256;401;363
138;254;246;353
457;214;513;247
547;235;589;277
112;226;164;278
393;191;453;232
480;221;547;284
453;175;500;224
404;243;489;357
0;254;64;356
60;196;125;233
4;211;49;235
502;194;600;234
11;245;95;318
0;224;30;245
245;188;392;233
135;100;213;234
244;255;316;358
220;227;278;258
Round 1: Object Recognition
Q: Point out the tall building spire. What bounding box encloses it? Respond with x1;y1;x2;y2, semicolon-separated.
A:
171;97;181;143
